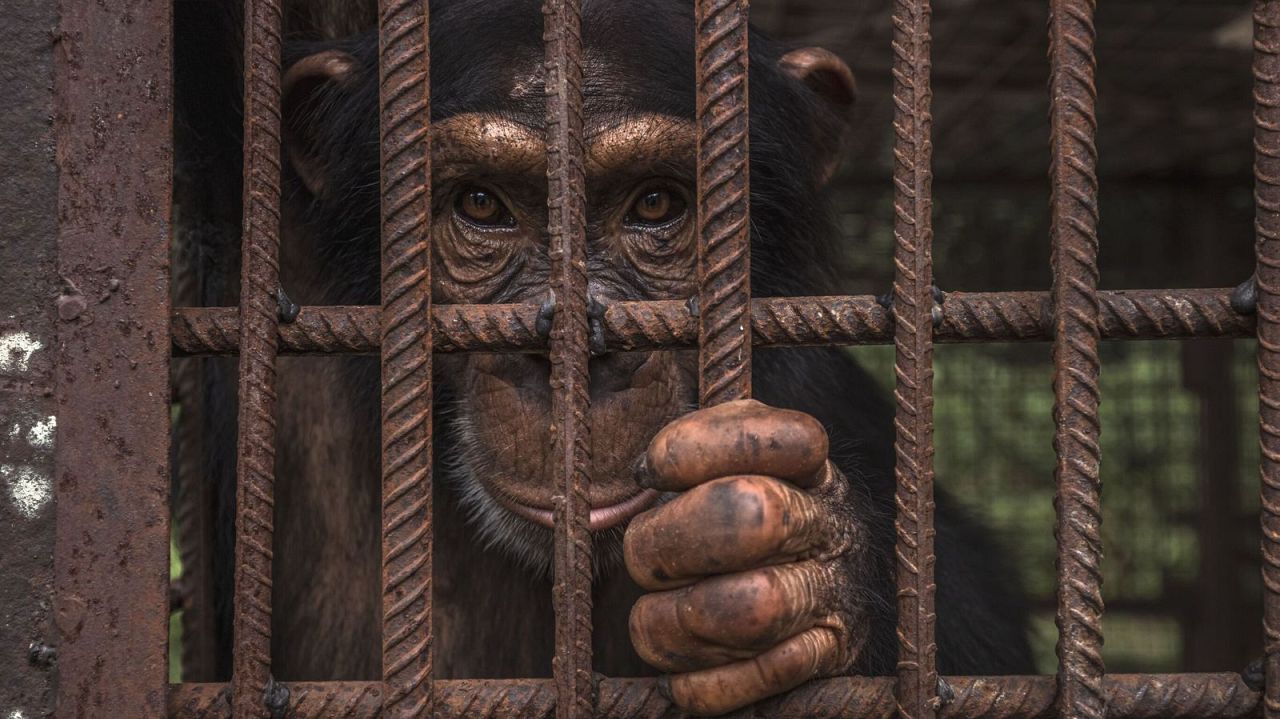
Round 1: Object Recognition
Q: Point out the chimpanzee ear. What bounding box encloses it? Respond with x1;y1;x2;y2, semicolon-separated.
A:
282;50;357;196
779;47;857;185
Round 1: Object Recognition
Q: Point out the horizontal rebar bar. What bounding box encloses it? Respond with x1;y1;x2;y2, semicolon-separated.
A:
168;673;1261;719
171;288;1251;356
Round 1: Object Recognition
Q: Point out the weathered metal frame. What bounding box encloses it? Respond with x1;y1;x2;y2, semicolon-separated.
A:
378;0;435;715
53;0;174;716
166;674;1262;718
1;1;59;717
169;289;1256;355
44;0;1280;717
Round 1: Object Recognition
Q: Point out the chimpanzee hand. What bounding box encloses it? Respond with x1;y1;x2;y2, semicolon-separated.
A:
624;399;870;716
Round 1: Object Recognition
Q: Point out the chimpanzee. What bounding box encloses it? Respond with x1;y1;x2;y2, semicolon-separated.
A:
209;0;1034;714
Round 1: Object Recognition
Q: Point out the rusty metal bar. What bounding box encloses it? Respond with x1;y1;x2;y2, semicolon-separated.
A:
51;0;173;715
168;673;1264;719
170;288;1254;355
378;0;433;715
695;0;752;406
541;0;594;717
1048;1;1105;719
890;0;938;717
231;0;285;716
1;0;58;715
1255;2;1280;719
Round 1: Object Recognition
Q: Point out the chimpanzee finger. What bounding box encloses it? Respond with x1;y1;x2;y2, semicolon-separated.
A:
637;399;829;492
625;475;832;591
629;561;836;673
664;626;840;716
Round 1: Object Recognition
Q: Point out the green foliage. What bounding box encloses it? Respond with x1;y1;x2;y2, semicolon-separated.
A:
170;538;184;683
851;339;1258;672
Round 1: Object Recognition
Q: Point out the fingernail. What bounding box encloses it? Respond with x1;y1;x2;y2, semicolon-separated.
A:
655;674;674;703
632;454;652;488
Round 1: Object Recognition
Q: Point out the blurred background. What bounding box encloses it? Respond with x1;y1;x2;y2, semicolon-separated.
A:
749;0;1260;673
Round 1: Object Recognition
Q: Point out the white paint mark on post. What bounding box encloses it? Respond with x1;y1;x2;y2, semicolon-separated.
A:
0;331;42;374
26;416;55;449
2;464;51;519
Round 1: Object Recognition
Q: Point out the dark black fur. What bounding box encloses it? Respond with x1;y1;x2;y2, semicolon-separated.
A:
209;0;1033;684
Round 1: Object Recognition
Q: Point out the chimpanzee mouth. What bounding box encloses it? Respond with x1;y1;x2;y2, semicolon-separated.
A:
492;488;661;531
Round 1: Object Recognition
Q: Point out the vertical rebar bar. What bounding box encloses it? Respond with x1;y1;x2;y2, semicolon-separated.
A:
379;0;434;716
1255;3;1280;719
889;1;938;718
1048;1;1105;718
542;1;594;717
695;0;752;406
231;0;284;716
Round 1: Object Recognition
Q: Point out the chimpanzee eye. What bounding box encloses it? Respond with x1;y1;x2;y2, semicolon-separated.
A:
625;185;688;228
455;187;516;228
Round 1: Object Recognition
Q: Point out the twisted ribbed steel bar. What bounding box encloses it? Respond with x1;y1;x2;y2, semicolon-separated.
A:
231;0;284;715
1048;1;1105;718
890;0;938;716
378;0;433;714
168;673;1263;719
541;1;594;716
695;0;752;406
170;289;1253;355
1255;3;1280;719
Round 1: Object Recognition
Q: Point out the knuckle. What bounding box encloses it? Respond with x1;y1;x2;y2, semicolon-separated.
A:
794;627;839;677
670;675;749;718
698;476;830;557
687;572;785;642
697;477;788;549
715;476;773;526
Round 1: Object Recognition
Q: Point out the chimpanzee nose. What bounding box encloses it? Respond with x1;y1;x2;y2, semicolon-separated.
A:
532;288;611;357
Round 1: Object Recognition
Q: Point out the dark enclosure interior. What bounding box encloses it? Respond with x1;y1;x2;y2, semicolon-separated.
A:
169;0;1262;683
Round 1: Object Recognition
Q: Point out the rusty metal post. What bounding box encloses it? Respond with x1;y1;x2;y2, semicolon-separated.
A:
378;0;434;715
1255;2;1280;719
695;0;752;406
0;0;58;715
52;0;173;715
231;0;285;716
889;1;938;718
542;1;595;717
1048;1;1105;719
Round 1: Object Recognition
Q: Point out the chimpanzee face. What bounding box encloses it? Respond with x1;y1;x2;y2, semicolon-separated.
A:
281;0;854;575
431;113;698;303
430;111;700;574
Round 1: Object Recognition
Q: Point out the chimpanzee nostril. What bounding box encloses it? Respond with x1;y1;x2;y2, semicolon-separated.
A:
536;290;607;356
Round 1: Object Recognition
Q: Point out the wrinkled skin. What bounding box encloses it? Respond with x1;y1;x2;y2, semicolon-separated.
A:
627;400;874;714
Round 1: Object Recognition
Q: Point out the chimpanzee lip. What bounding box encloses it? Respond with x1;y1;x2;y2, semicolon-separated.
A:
494;488;661;531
